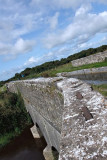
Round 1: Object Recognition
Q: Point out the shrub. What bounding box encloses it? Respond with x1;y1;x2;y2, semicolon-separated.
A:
0;90;32;147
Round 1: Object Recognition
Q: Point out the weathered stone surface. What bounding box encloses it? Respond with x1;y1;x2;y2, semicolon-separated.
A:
7;78;63;152
76;92;83;100
57;78;107;160
82;106;93;121
30;125;42;138
43;146;54;160
7;77;107;160
71;50;107;67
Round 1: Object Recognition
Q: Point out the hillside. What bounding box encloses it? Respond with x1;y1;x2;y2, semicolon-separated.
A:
0;44;107;87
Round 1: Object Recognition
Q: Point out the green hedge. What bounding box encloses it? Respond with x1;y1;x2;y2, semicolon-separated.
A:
0;89;32;148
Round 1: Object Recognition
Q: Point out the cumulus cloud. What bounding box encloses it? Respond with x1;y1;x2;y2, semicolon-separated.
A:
24;56;39;66
49;12;59;29
0;38;36;60
0;0;41;60
13;38;36;55
43;7;107;49
0;12;42;43
75;5;91;16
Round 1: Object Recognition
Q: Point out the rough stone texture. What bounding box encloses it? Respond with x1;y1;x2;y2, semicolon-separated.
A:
7;77;107;160
57;66;107;81
30;125;42;138
7;77;63;152
71;50;107;67
43;146;55;160
57;78;107;160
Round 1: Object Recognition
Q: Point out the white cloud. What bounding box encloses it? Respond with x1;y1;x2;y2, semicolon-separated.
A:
0;12;42;43
0;0;41;60
31;0;107;10
75;5;91;17
26;57;36;63
24;56;38;66
1;33;106;81
49;12;59;29
99;0;107;4
0;0;107;81
53;0;84;9
44;7;107;49
0;38;36;60
0;43;12;55
75;35;107;51
13;38;36;55
31;0;87;9
24;46;72;67
101;36;107;42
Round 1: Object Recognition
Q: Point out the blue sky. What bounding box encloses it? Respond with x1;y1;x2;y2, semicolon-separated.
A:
0;0;107;81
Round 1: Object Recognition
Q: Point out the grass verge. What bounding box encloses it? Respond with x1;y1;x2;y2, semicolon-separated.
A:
0;128;21;148
92;84;107;97
0;86;7;93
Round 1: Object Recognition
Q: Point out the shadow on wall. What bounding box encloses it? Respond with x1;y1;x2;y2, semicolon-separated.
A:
35;123;59;160
51;146;59;160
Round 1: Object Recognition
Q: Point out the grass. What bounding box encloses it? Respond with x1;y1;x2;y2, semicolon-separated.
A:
0;128;21;148
0;86;7;105
0;133;15;148
24;61;107;79
0;89;32;149
92;84;107;97
0;86;7;93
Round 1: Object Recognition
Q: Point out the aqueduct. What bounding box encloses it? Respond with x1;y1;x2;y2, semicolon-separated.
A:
7;77;107;160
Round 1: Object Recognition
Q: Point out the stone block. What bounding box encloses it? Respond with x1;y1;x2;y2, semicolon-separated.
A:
30;125;42;138
43;146;54;160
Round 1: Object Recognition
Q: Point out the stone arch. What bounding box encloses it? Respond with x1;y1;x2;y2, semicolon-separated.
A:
51;146;59;160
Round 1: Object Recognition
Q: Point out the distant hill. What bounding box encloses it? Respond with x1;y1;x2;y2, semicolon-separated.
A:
0;44;107;86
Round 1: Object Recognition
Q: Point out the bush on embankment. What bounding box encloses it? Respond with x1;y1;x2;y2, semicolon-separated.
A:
0;87;32;148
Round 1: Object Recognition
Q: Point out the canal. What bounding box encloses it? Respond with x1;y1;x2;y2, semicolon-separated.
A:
0;126;46;160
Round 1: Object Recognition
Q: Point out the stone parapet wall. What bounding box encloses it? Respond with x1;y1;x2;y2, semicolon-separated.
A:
7;78;64;133
7;77;63;152
71;50;107;67
57;66;107;81
57;78;107;160
7;78;107;160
